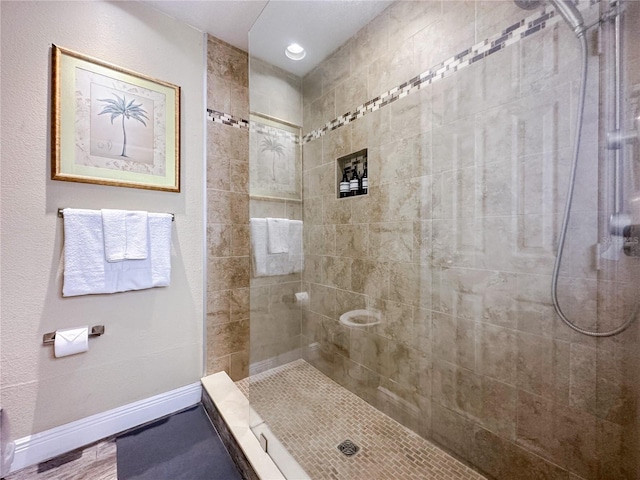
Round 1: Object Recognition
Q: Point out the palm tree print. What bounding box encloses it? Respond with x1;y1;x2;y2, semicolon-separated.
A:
97;93;149;158
260;136;285;180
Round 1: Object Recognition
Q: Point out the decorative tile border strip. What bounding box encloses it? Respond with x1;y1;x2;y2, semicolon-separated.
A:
207;108;250;129
209;0;595;145
301;3;561;143
207;108;300;144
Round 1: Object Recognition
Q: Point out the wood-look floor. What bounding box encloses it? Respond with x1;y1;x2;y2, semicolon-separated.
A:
4;439;117;480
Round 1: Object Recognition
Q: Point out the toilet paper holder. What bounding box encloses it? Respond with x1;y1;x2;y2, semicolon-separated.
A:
42;325;105;345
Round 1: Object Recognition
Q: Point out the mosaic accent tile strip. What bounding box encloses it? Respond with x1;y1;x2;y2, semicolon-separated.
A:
237;360;486;480
209;0;595;146
207;108;250;129
300;4;564;144
207;108;300;145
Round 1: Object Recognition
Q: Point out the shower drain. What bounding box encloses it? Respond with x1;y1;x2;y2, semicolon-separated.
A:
337;439;360;457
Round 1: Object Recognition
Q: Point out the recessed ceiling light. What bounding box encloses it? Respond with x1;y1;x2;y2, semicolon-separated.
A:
285;43;306;61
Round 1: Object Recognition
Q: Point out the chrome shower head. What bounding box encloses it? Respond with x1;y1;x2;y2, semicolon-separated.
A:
514;0;543;9
514;0;585;37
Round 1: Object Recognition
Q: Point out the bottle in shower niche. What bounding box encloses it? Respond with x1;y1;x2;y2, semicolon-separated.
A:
361;161;368;195
350;164;360;196
339;168;350;198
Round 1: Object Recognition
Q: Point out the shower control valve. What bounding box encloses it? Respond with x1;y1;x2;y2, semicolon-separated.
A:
609;212;631;236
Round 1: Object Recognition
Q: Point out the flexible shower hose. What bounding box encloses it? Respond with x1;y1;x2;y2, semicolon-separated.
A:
551;31;638;337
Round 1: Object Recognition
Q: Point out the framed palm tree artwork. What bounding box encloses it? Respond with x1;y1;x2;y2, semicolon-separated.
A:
249;113;301;201
51;45;180;192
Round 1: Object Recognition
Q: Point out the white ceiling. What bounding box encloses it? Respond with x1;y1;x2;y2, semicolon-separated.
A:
142;0;392;77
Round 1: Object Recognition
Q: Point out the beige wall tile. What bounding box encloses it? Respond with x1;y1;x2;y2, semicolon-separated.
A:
336;224;368;258
322;43;351;94
211;320;249;358
207;154;230;191
432;312;475;370
230;161;249;193
350;328;389;376
336;289;367;317
231;287;250;322
369;222;413;262
516;391;598;478
335;71;369;117
323;195;352;224
516;331;570;404
388;261;431;308
309;283;337;319
387;0;442;50
207;35;248;88
477;323;518;385
207;289;230;325
350;11;389;74
368;38;416;97
322;256;352;291
207;71;231;114
351;258;389;300
207;223;231;257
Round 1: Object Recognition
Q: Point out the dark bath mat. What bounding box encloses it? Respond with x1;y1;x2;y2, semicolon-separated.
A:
116;404;242;480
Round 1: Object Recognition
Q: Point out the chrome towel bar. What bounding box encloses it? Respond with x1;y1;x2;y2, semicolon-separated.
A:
57;208;175;221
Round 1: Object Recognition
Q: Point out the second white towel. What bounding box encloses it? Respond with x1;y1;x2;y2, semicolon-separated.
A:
250;218;303;277
102;209;148;262
266;217;290;254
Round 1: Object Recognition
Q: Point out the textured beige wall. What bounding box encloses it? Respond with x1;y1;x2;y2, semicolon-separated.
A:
0;0;205;443
300;1;639;479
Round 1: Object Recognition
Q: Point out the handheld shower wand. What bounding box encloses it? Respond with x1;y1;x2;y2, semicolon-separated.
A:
514;0;637;336
549;0;586;37
514;0;585;37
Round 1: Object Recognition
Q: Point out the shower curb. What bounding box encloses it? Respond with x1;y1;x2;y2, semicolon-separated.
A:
201;372;309;480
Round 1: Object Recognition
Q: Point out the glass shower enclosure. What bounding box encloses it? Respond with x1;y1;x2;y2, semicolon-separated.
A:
246;1;640;478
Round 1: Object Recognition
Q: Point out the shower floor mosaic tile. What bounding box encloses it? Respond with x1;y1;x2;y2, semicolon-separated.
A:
237;359;486;480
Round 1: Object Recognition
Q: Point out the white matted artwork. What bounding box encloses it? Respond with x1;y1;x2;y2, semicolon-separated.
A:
250;114;301;200
52;45;180;192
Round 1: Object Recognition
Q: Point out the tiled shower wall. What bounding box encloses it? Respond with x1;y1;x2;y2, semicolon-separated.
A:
300;1;639;479
206;35;251;380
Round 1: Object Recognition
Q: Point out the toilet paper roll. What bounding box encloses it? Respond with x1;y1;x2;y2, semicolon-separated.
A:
294;292;309;306
54;326;89;358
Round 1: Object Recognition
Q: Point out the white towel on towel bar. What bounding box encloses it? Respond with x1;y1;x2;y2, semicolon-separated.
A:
250;218;303;277
62;208;172;297
101;209;148;262
250;218;289;277
288;220;303;274
266;217;290;254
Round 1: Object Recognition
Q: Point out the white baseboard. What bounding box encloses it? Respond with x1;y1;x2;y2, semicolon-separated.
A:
5;382;201;475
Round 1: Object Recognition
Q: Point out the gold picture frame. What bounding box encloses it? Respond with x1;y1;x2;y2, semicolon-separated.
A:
51;45;180;192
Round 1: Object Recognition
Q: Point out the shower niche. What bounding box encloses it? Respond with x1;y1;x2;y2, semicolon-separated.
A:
337;149;368;198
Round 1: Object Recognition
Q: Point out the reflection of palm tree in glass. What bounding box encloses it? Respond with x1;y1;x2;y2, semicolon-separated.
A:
260;136;285;180
97;94;149;158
